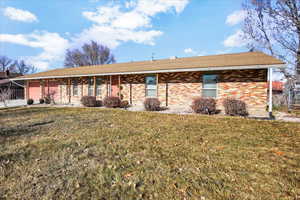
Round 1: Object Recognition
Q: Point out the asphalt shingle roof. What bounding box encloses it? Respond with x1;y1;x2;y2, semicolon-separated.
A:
14;52;284;80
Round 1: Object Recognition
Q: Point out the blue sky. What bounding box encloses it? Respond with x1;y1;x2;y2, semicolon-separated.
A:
0;0;248;71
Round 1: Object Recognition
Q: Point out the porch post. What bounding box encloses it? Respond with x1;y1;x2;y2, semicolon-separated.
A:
118;75;121;98
26;81;29;100
81;77;83;97
268;67;274;119
93;76;96;96
109;75;112;96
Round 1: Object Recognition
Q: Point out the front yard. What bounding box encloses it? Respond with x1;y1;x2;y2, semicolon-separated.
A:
0;107;299;199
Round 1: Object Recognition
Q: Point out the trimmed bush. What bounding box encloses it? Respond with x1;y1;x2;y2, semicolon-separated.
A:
39;98;45;104
144;98;161;111
103;96;121;108
81;96;97;107
223;98;248;116
27;99;34;105
96;100;102;107
191;97;217;114
120;100;130;109
44;96;51;104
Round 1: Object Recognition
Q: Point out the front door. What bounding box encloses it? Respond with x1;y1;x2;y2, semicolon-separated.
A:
111;76;119;97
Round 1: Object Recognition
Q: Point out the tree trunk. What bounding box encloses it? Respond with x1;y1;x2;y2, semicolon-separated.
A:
297;27;300;79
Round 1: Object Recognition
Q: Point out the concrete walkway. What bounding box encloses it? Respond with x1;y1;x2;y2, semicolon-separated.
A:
275;112;300;123
0;99;27;108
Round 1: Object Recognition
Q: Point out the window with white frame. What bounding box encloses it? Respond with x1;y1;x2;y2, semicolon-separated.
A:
96;78;102;96
202;74;218;98
88;78;94;96
72;79;78;96
145;75;157;97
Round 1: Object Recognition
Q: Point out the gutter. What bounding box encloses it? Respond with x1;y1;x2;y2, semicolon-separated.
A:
11;64;286;81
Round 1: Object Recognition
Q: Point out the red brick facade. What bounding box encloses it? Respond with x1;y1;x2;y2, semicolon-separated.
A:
26;69;268;115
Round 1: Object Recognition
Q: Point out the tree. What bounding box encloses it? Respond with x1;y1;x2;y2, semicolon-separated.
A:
0;55;37;74
242;0;300;77
64;41;116;67
0;56;13;72
0;88;12;107
10;60;37;74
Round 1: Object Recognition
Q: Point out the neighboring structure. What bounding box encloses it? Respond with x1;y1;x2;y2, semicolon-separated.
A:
0;70;24;99
13;52;285;115
268;81;285;106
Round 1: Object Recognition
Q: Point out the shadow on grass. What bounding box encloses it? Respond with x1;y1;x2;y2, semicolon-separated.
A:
0;120;54;139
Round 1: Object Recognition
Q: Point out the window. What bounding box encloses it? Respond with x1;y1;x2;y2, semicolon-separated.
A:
96;78;102;96
146;75;157;97
88;78;94;96
72;79;78;96
202;74;218;98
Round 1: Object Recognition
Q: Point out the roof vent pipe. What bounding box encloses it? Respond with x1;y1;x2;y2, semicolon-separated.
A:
5;69;10;77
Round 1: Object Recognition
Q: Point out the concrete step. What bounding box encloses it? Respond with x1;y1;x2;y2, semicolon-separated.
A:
292;104;300;110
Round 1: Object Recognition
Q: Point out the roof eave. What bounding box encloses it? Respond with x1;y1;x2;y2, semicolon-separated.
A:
11;64;285;81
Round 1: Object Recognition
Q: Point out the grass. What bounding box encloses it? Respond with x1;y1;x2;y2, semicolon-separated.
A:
0;107;299;200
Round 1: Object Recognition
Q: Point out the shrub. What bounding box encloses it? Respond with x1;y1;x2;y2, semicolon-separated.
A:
103;96;121;108
81;96;97;107
44;96;51;104
144;98;161;111
27;99;34;105
223;98;248;116
39;98;45;104
191;97;217;114
96;100;102;107
120;100;130;109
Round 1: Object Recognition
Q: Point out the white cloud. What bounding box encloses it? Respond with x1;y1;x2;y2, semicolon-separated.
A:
184;48;196;54
226;10;246;26
3;7;38;23
0;31;70;70
0;0;190;70
184;48;207;56
78;0;190;48
223;30;248;48
135;0;189;16
74;25;162;48
125;1;137;9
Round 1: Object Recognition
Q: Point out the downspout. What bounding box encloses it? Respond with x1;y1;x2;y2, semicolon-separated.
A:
268;67;274;119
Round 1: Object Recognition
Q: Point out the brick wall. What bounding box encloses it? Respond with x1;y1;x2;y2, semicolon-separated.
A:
119;69;268;114
59;77;109;105
25;69;268;114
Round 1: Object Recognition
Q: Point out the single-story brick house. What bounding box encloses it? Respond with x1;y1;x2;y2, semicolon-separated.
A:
13;52;285;115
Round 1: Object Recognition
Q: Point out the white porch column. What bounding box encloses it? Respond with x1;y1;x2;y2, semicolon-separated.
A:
268;67;274;118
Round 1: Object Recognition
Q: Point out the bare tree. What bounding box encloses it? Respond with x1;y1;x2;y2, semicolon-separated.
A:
10;60;37;74
64;41;116;67
242;0;300;77
0;56;13;72
0;88;12;107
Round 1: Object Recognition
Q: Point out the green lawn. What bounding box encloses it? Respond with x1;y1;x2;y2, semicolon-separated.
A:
0;107;299;200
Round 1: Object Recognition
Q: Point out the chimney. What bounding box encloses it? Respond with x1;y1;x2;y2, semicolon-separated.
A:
5;69;10;77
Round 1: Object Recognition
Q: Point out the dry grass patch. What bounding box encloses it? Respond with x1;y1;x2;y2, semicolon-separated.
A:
0;107;299;199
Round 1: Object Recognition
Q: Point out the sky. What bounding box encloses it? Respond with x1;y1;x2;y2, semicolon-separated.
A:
0;0;248;72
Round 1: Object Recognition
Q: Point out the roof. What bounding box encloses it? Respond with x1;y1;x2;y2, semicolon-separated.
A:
13;52;285;80
0;79;10;85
